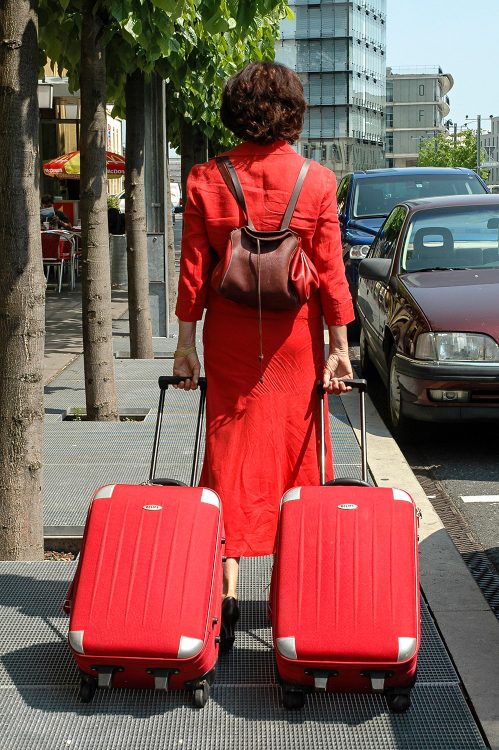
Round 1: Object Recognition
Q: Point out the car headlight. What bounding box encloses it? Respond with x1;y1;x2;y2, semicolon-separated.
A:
415;332;499;362
344;243;370;260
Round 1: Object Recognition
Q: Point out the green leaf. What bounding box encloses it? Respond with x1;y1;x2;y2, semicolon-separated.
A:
152;0;178;10
168;37;181;53
111;0;126;22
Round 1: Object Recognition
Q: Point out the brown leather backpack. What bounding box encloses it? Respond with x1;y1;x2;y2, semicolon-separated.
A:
211;156;320;381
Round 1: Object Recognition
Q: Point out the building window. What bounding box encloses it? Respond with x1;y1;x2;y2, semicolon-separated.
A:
419;84;425;97
303;144;309;158
321;144;327;161
419;109;425;122
386;111;393;128
386;81;393;102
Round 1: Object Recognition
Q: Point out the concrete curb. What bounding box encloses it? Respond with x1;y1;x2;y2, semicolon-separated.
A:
341;388;499;750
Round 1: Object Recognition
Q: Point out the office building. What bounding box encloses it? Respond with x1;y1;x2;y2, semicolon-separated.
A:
276;1;387;179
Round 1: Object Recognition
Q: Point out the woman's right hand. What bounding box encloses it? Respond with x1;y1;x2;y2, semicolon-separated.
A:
172;350;201;390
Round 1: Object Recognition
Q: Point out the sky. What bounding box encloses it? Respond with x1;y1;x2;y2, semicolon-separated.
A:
386;0;498;129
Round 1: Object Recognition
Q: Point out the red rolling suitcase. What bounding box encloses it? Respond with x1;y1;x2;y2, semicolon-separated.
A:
64;376;224;707
270;379;420;712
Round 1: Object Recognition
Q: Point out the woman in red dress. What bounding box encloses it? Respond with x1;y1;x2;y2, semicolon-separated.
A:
174;62;354;652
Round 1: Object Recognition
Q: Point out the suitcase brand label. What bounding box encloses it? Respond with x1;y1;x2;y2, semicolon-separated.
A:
143;505;162;511
338;503;358;510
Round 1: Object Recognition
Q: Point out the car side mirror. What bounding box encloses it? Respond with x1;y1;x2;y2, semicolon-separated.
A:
358;258;391;283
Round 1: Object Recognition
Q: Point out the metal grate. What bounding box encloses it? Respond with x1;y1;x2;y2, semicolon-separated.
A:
0;558;485;749
0;685;486;750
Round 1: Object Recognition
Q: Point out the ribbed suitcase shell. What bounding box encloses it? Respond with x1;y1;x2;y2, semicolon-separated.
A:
65;483;223;691
271;485;419;693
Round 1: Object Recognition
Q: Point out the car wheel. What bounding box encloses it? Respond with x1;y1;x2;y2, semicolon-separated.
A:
359;328;375;377
388;350;412;439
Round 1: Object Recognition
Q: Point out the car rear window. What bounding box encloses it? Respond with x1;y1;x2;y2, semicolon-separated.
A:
401;206;499;272
353;174;487;219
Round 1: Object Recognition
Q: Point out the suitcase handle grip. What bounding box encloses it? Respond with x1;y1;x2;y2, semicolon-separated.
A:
341;378;367;393
159;375;207;390
315;378;367;398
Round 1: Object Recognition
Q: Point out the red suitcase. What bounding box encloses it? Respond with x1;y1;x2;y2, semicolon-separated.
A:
270;379;420;713
64;376;224;707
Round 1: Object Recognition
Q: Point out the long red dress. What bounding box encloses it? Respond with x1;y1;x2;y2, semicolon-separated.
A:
175;141;354;557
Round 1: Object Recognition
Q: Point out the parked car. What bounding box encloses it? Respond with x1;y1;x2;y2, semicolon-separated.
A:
336;167;489;306
357;194;499;435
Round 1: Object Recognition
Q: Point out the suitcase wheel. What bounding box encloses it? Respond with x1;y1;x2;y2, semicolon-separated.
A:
387;692;411;713
79;676;97;703
282;689;306;710
193;681;210;708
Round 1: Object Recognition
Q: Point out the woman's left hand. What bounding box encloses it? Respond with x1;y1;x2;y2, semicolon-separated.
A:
323;348;353;395
173;350;201;390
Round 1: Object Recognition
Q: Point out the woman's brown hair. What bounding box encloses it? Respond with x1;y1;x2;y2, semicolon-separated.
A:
220;62;306;145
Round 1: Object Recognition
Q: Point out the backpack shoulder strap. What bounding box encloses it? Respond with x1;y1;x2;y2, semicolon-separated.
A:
215;157;256;231
280;158;311;231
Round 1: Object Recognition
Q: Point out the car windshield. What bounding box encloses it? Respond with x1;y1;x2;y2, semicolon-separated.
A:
352;174;486;219
401;206;499;272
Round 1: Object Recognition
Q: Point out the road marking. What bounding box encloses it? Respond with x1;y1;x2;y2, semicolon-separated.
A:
461;495;499;503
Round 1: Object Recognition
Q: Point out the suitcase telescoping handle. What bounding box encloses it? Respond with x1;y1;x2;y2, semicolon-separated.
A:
318;378;368;486
149;376;207;487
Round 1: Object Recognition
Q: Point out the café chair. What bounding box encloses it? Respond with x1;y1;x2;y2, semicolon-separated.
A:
41;230;76;293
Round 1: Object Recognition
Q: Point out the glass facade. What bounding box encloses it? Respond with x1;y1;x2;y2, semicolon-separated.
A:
276;1;387;176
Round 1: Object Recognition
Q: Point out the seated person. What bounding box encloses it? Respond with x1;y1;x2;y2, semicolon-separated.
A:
40;195;72;230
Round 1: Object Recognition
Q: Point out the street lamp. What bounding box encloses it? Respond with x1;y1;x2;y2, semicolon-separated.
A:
37;82;53;110
464;115;494;174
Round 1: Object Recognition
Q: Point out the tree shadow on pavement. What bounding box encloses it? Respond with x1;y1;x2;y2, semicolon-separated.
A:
0;571;193;716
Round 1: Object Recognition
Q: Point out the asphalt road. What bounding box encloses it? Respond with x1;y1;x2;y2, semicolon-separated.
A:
349;341;499;576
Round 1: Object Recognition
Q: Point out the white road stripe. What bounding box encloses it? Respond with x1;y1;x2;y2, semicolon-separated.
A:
461;495;499;503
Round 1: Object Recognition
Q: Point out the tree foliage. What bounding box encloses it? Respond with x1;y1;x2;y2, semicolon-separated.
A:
418;128;487;179
39;0;289;139
161;4;289;150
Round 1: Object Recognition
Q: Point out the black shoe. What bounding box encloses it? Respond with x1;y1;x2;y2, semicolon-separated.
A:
220;597;240;654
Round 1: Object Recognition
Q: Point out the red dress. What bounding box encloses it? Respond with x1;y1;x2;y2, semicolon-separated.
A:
175;141;354;557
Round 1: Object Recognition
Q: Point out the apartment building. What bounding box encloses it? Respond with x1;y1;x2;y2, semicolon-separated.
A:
385;67;453;167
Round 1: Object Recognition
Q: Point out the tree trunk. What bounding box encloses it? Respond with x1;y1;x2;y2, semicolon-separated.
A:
180;120;208;212
0;1;44;559
80;1;118;420
125;70;153;358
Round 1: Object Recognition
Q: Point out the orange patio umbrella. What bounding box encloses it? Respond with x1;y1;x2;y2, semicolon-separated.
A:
43;150;125;179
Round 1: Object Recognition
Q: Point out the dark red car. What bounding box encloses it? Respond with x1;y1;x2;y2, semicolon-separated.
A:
357;194;499;435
